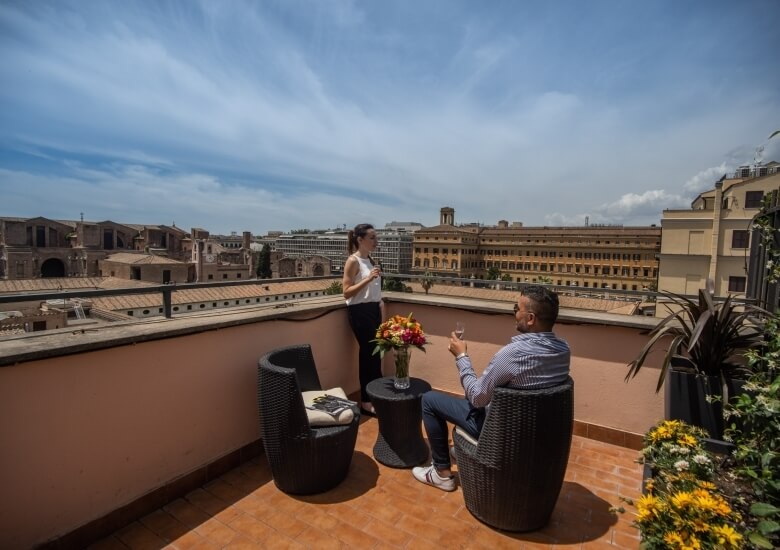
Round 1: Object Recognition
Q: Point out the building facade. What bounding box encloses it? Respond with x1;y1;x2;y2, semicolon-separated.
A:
411;207;661;291
273;230;414;274
658;163;780;297
0;217;187;280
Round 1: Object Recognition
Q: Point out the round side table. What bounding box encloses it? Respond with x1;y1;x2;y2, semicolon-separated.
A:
366;377;432;468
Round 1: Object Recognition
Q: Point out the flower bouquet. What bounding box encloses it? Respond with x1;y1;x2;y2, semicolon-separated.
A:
371;313;427;389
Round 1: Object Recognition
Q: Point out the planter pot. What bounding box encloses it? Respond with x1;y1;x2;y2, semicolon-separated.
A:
665;369;724;439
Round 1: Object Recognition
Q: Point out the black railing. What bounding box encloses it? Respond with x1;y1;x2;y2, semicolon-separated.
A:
0;276;336;319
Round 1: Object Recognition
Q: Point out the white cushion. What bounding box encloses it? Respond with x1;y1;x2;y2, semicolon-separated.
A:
301;387;355;427
454;426;479;447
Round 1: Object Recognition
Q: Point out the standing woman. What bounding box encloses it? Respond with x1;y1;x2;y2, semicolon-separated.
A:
343;223;384;415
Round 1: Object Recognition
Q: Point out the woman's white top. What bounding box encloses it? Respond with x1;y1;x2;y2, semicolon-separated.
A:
345;254;382;305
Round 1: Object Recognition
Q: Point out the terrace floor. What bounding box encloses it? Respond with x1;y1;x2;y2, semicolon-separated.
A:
92;417;643;549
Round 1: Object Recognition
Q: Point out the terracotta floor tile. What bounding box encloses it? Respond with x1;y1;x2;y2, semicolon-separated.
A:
221;534;265;549
103;418;643;549
193;517;239;546
294;526;344;549
164;498;212;529
263;510;309;538
86;536;130;550
227;513;276;543
115;521;168;550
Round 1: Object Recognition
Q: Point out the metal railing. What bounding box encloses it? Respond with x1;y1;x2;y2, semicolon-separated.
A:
0;276;334;319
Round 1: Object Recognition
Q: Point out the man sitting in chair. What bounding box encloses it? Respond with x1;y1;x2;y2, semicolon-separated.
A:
413;285;571;491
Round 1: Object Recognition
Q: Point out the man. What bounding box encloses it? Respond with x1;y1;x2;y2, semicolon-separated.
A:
412;285;571;491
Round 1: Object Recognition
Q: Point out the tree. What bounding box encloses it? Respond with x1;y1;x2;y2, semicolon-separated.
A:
324;281;343;295
500;273;512;282
486;266;501;280
537;275;552;284
420;271;434;294
256;244;272;279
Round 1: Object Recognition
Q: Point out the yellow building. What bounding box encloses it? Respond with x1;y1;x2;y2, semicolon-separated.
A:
412;208;661;291
658;162;780;297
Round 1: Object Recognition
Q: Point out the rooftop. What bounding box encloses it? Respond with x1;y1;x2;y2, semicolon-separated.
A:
0;290;662;548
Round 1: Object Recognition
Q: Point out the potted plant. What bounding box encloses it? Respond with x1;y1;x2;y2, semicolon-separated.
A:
625;286;765;441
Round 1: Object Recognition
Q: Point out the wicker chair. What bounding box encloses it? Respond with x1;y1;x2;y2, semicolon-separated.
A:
257;344;360;494
453;376;574;531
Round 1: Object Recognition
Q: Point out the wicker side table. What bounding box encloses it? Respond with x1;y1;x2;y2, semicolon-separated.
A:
366;377;432;468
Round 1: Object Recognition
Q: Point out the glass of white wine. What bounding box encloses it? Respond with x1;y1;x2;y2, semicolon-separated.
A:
455;321;465;340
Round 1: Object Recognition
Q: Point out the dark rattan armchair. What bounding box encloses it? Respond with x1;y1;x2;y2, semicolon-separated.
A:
453;376;574;531
257;344;360;494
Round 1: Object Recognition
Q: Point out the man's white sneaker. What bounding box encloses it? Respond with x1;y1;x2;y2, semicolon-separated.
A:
412;464;456;492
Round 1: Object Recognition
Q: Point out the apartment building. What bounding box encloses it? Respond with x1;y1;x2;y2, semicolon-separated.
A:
412;207;661;291
273;230;414;273
658;162;780;297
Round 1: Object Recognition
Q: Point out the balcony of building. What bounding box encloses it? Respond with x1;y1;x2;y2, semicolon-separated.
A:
0;291;665;549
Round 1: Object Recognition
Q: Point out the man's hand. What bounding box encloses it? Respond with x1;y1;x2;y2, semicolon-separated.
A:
448;331;467;357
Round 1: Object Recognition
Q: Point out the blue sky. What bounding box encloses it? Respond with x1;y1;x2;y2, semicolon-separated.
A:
1;0;778;234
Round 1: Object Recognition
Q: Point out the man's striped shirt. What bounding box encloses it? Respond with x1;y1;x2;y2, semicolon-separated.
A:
456;331;571;409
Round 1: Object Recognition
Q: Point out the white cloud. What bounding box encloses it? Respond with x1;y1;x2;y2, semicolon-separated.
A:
682;163;729;194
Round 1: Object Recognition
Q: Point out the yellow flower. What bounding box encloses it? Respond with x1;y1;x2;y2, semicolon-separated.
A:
712;524;742;548
636;494;659;522
664;532;685;548
671;491;695;510
692;490;724;515
678;434;697;447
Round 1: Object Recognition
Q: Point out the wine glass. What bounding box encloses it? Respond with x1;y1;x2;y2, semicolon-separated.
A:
455;321;465;340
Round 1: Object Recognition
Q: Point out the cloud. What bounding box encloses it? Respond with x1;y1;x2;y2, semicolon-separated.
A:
0;2;778;234
682;163;729;194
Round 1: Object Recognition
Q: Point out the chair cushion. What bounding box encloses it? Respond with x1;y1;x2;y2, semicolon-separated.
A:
454;426;479;447
301;387;355;426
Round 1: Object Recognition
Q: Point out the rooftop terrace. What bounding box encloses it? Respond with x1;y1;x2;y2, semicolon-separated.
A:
0;289;662;548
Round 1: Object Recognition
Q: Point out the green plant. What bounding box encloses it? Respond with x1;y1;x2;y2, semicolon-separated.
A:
723;315;780;548
383;278;408;292
627;420;744;549
640;420;715;492
324;281;342;295
625;289;765;392
486;266;501;280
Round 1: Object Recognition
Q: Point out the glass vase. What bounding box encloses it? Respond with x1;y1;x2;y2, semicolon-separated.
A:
393;347;411;390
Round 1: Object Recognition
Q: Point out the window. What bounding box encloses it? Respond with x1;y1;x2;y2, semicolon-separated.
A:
745;191;764;208
728;276;746;292
731;230;748;248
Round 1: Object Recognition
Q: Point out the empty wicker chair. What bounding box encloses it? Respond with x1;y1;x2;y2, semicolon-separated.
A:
453;376;574;531
258;344;360;494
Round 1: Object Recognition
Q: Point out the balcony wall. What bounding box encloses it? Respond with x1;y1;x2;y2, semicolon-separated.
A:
0;295;664;549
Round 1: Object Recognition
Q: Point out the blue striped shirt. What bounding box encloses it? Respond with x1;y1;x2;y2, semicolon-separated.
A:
456;332;570;408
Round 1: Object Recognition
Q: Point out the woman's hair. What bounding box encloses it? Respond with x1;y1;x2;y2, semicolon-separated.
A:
347;223;375;254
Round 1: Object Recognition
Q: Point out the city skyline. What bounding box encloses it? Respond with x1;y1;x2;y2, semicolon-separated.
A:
1;1;779;235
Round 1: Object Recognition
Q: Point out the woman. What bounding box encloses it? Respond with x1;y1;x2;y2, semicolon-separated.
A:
343;223;384;415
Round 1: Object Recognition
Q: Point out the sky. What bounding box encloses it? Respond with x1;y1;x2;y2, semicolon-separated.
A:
1;0;779;235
